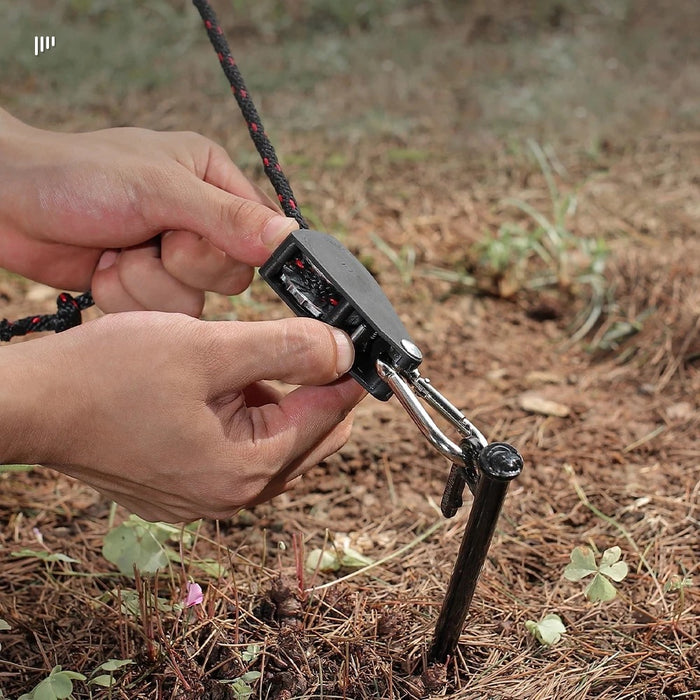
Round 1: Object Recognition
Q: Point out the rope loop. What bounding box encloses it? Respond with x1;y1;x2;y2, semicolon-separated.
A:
53;292;83;333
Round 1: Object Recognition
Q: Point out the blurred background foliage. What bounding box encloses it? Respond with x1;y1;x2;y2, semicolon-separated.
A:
1;0;697;149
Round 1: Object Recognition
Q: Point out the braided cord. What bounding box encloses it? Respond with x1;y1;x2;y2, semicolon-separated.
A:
192;0;308;230
1;0;302;342
0;291;93;342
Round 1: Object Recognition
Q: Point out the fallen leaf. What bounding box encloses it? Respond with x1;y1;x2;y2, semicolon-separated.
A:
524;371;564;385
518;392;570;417
665;402;693;421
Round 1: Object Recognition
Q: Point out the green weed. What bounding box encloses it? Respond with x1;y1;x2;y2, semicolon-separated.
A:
525;613;566;646
369;233;416;285
564;545;629;602
476;140;609;341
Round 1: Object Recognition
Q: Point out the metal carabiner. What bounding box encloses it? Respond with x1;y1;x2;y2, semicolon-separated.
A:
375;359;488;463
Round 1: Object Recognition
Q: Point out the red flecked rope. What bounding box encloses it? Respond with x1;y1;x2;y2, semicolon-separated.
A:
192;0;308;229
0;0;305;341
0;292;93;342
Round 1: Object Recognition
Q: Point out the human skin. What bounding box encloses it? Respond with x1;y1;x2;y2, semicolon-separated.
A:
0;107;299;313
0;109;365;522
0;313;364;522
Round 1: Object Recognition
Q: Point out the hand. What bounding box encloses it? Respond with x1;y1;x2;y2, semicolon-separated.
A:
1;314;365;522
0;108;298;315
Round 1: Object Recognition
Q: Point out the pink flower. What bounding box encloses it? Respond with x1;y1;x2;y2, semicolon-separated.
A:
184;582;203;607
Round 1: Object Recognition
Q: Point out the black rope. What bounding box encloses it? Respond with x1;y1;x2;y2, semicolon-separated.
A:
1;0;304;342
192;0;308;229
0;291;93;342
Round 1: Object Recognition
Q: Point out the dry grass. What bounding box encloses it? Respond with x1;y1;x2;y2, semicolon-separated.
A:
1;1;699;698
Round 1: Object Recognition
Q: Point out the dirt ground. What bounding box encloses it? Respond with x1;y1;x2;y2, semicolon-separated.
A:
0;1;698;698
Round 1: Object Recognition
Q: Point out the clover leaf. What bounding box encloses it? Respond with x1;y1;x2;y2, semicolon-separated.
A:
564;545;628;602
525;614;566;646
18;665;86;700
102;516;172;575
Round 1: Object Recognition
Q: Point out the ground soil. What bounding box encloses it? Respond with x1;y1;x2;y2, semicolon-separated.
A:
0;1;698;698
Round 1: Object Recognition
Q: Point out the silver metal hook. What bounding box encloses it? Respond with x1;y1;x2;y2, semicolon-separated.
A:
375;359;487;465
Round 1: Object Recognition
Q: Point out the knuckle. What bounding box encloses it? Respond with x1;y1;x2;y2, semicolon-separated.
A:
221;196;263;233
219;265;255;296
278;318;337;375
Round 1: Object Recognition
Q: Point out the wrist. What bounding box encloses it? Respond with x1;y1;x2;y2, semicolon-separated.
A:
0;338;69;466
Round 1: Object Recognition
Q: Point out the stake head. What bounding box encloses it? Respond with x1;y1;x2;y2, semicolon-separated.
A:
478;442;523;481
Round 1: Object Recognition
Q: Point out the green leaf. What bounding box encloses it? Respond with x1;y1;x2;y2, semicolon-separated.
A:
96;658;133;673
32;681;58;700
339;545;373;569
664;575;693;593
89;674;114;687
29;666;86;700
191;558;226;578
563;546;597;581
111;588;174;617
525;613;566;646
241;644;260;663
598;545;621;567
305;548;340;573
55;671;85;681
598;546;628;582
240;671;261;683
226;677;255;699
0;619;11;631
11;549;79;564
584;572;618;602
102;521;170;575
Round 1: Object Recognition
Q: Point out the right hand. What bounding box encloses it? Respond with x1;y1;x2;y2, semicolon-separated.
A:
1;313;365;522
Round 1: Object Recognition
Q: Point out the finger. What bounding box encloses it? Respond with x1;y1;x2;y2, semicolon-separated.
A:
245;376;366;475
197;139;281;211
160;229;254;295
91;251;148;313
116;240;205;316
282;409;356;481
205;317;355;389
149;171;299;266
245;408;356;507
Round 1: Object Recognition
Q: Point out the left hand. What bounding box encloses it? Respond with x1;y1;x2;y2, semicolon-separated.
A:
0;108;299;315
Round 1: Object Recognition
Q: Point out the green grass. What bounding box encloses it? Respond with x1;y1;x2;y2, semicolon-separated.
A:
0;1;200;109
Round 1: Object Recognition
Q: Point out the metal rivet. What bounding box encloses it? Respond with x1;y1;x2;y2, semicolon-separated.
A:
401;338;423;361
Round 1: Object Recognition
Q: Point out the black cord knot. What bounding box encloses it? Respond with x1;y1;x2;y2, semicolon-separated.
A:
0;319;14;342
54;293;83;333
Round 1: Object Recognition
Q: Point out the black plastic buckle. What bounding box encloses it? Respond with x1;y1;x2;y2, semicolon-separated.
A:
259;230;423;400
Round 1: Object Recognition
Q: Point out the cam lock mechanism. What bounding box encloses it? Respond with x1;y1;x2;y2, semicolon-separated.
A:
260;229;424;401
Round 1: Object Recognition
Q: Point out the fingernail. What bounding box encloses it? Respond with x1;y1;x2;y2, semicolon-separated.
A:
331;328;355;375
261;215;298;249
96;250;118;270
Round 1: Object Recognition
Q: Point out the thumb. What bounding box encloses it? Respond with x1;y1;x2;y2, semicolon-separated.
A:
206;318;356;389
162;174;299;266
